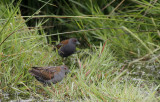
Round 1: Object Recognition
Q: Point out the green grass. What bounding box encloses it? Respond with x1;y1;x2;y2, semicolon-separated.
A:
0;0;160;101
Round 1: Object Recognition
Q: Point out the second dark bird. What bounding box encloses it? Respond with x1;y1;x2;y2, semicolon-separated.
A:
29;65;69;85
56;38;80;57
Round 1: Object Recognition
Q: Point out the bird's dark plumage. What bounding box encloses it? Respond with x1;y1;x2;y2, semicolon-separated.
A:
29;65;69;85
56;38;80;57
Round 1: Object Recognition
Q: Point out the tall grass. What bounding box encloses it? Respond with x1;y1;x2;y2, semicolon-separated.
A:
53;0;160;61
0;0;159;101
0;0;56;96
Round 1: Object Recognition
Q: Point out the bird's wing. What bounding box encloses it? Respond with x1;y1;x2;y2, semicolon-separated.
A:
56;39;69;49
29;66;58;80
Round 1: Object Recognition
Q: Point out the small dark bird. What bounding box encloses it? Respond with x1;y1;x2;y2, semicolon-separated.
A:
29;65;70;85
56;38;80;57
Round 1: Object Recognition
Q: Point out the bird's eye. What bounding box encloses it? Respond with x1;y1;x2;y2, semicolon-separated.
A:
74;39;77;42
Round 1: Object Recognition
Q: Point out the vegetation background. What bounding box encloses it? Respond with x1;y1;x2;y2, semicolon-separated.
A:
0;0;159;101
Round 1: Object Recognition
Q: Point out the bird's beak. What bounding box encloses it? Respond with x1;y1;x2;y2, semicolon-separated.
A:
76;41;80;45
